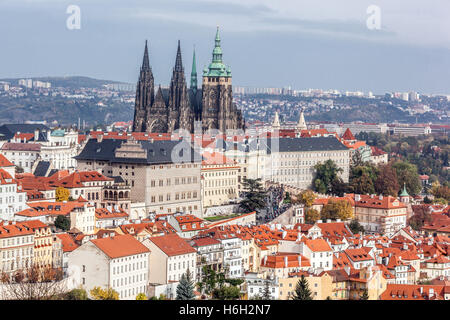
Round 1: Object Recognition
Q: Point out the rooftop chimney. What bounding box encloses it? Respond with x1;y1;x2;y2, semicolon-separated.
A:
284;256;288;268
97;134;103;143
355;194;361;201
34;129;39;141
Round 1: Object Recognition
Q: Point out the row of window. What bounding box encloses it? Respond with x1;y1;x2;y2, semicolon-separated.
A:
112;260;147;275
150;177;198;187
150;191;198;203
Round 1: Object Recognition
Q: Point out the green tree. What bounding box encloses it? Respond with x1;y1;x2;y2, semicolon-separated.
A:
176;268;196;300
348;219;365;234
211;285;241;300
262;279;271;300
374;163;399;196
350;164;378;195
313;160;343;195
305;208;320;224
54;215;71;231
423;196;432;204
291;275;313;300
360;288;369;300
392;161;421;195
321;199;354;221
239;178;267;213
65;288;88;300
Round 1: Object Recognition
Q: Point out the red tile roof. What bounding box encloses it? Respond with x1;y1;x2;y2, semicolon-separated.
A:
0;154;13;167
380;284;447;300
1;142;41;152
342;128;356;140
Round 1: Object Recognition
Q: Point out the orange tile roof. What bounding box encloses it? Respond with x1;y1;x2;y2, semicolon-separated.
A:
354;194;407;209
56;233;79;252
261;253;310;269
149;233;197;256
190;237;221;247
303;238;332;252
0;220;35;238
344;248;374;262
0;169;15;185
95;207;129;220
91;234;150;259
201;152;237;166
16;201;88;217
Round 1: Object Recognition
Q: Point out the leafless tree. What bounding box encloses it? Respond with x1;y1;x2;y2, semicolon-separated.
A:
0;264;66;300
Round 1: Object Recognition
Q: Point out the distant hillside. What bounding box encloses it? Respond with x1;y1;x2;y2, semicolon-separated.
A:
0;76;130;89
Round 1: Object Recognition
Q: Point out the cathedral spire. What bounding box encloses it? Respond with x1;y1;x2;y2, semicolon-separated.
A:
212;26;223;63
191;46;198;94
142;40;150;71
174;40;183;72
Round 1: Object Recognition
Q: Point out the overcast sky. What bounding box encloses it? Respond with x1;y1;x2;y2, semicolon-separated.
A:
1;0;450;94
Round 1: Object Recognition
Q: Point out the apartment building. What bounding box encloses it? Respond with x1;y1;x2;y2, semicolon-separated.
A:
68;234;150;300
0;169;27;220
76;137;203;217
0;220;35;273
15;200;96;235
0;143;41;173
21;220;53;268
144;233;197;287
189;237;223;282
299;238;333;271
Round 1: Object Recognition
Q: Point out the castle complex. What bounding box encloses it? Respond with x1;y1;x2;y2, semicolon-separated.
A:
132;27;244;134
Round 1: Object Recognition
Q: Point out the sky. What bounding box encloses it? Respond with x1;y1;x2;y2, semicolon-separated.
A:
1;0;450;94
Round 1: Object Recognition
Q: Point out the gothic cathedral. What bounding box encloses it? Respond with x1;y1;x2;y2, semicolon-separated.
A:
132;27;244;134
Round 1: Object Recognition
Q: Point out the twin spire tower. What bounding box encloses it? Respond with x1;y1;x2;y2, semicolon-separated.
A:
132;27;244;134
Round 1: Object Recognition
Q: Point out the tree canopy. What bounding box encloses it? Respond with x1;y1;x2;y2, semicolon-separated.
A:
321;199;354;221
176;268;196;300
239;178;267;213
313;160;343;195
291;275;313;300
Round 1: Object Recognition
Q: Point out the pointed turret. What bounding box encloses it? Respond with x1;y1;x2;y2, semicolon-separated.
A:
272;111;281;129
400;183;410;203
296;108;307;131
174;40;183;72
191;46;198;94
142;40;150;71
204;26;230;77
342;128;356;141
155;85;165;103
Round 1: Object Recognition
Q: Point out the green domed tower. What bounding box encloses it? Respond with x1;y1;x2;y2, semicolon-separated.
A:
200;27;244;133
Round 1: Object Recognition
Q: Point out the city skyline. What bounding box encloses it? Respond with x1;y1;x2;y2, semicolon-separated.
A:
1;0;450;95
